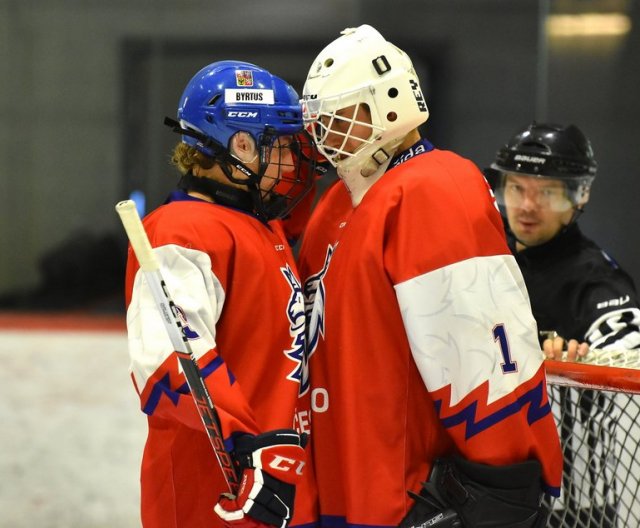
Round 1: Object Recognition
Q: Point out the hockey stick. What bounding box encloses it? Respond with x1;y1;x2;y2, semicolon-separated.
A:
115;199;239;493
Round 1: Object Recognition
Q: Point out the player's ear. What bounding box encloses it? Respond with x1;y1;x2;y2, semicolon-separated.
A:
230;132;257;163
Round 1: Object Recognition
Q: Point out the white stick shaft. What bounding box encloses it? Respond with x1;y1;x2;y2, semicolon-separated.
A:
116;201;184;350
115;199;238;491
115;200;159;272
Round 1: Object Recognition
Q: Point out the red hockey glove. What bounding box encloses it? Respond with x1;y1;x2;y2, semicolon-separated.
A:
214;429;307;528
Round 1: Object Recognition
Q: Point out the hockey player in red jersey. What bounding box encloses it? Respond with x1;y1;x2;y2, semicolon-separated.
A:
124;61;318;528
298;25;562;528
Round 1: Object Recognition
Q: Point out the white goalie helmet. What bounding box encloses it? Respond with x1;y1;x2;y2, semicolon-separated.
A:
302;25;429;175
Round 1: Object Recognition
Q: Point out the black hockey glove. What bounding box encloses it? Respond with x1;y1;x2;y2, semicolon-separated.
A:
214;429;307;528
398;456;549;528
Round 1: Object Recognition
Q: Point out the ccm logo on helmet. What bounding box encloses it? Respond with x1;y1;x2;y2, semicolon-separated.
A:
227;111;259;118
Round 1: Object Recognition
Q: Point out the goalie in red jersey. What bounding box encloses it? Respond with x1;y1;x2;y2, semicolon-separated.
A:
298;25;562;528
124;60;319;528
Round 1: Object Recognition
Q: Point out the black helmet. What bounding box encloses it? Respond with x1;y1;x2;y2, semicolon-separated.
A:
492;122;597;179
486;122;597;211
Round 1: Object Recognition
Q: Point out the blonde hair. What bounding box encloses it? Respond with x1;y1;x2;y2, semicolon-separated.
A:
170;142;214;175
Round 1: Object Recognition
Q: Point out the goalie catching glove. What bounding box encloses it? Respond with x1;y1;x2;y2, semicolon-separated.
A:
214;429;307;528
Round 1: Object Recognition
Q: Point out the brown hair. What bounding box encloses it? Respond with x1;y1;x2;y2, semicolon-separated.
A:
170;142;215;175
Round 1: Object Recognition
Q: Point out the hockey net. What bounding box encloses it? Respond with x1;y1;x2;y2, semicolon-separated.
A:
543;350;640;528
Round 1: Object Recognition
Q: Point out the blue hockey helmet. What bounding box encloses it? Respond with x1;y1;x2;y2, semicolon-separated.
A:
177;60;304;157
169;60;317;221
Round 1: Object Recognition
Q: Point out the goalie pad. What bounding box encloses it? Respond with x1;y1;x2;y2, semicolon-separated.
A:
398;457;549;528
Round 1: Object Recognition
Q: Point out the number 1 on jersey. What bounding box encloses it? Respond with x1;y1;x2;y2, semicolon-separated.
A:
493;323;518;374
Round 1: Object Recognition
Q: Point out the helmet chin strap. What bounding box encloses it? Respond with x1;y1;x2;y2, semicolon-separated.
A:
178;172;271;223
569;205;584;224
556;205;584;239
178;172;257;214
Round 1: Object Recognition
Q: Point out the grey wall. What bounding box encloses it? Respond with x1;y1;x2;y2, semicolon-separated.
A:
545;11;640;278
1;0;638;301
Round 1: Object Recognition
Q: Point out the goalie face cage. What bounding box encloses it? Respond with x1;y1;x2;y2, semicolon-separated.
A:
544;354;640;528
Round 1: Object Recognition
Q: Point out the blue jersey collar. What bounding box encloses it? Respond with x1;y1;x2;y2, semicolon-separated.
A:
389;138;434;169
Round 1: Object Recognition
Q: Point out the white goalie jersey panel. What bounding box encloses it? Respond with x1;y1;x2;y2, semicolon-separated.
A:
126;244;225;391
395;254;543;406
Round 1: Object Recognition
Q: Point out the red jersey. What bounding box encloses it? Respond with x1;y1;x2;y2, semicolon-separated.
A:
125;192;317;528
298;143;562;527
297;178;352;283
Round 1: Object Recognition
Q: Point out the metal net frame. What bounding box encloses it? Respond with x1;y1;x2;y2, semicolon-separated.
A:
544;355;640;528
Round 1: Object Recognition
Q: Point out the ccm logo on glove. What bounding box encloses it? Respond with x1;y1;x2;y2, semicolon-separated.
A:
259;446;306;481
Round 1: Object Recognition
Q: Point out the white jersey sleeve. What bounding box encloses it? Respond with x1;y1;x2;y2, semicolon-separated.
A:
127;244;225;393
395;254;542;405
